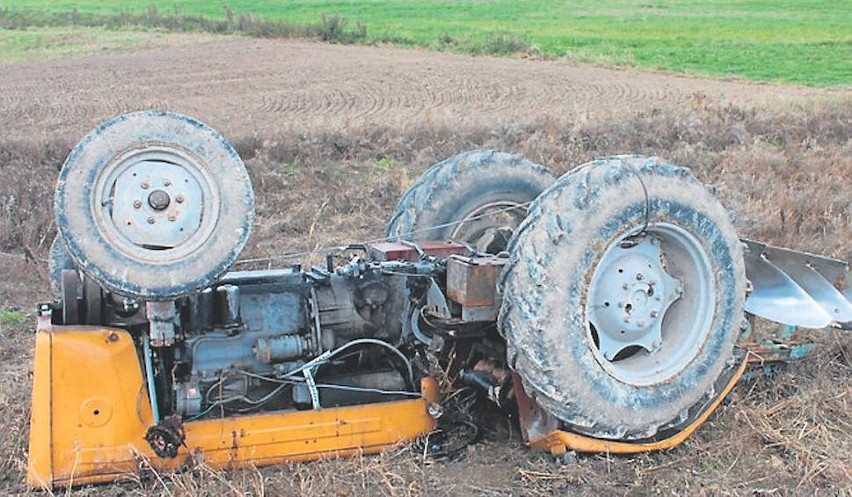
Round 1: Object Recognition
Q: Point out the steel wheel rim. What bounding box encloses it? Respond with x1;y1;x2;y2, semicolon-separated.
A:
585;223;714;386
91;145;221;264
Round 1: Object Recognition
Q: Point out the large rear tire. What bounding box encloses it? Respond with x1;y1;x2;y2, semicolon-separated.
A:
499;156;746;440
387;150;555;253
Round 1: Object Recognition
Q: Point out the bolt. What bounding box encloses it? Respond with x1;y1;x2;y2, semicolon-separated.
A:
168;213;177;222
133;200;142;209
148;189;171;211
141;180;150;189
147;217;155;224
622;283;630;290
650;310;659;318
164;179;172;187
176;194;185;203
636;273;644;280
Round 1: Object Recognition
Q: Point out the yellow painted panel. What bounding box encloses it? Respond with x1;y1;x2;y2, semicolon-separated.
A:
27;326;439;489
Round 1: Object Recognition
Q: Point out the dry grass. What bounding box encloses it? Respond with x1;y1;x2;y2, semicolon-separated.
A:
0;99;850;495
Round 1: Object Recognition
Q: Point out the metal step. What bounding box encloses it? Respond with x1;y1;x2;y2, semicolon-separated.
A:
742;239;851;330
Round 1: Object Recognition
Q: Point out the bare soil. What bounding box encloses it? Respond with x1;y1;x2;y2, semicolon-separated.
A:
0;39;850;496
0;39;840;143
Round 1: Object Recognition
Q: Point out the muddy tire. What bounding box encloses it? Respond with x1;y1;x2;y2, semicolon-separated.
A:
55;111;254;300
387;150;554;253
48;235;76;301
499;156;746;440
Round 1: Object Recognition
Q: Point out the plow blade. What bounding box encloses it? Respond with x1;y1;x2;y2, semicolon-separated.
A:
743;240;851;330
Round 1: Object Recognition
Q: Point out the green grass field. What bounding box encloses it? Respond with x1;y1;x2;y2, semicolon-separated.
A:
2;1;850;87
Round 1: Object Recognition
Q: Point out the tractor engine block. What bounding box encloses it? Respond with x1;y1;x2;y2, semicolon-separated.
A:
171;263;407;416
54;241;503;420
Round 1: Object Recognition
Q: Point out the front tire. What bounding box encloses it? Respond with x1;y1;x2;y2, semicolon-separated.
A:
55;111;255;300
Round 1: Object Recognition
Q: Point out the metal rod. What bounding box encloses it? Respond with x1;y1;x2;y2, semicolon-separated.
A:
142;334;161;424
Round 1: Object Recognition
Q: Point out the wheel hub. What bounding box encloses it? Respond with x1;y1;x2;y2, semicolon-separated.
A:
451;201;526;253
588;235;682;360
101;153;209;251
147;189;171;211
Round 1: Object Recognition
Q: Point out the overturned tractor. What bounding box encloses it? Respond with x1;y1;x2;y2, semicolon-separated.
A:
28;111;850;488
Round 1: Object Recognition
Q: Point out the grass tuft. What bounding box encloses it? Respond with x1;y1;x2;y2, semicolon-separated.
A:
0;7;370;45
468;31;531;56
0;309;24;326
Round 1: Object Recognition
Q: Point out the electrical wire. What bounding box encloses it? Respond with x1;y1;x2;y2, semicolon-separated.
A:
186;402;219;422
232;201;532;267
195;338;417;418
291;338;415;387
623;160;651;237
312;383;421;397
194;374;421;420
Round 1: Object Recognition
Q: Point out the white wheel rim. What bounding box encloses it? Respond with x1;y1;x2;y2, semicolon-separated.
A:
586;223;715;386
91;145;221;264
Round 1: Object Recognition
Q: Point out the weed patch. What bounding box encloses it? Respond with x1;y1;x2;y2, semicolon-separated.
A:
0;7;369;45
0;309;24;326
467;31;531;56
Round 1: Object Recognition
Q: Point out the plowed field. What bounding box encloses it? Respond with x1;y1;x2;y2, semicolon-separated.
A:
0;39;834;143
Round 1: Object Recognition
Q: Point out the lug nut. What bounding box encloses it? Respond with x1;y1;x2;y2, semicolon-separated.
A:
141;180;150;189
622;283;630;290
176;194;185;203
650;310;659;318
133;200;142;209
636;273;644;280
168;213;177;222
164;179;172;187
147;217;155;224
